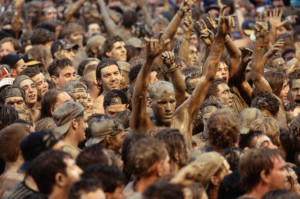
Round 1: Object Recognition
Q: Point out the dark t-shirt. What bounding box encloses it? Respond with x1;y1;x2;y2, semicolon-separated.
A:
2;180;38;199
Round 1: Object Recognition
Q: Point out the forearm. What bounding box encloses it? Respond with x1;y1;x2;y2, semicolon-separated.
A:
64;0;86;23
225;35;241;78
98;0;118;35
170;69;186;107
141;6;153;27
251;46;265;82
11;8;21;38
162;10;184;42
178;37;190;63
130;57;155;131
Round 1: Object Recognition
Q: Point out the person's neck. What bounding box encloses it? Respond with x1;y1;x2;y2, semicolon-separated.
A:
89;86;100;100
26;102;36;110
35;100;41;110
135;174;158;193
48;186;68;199
245;183;270;199
207;185;219;199
155;120;172;128
5;156;23;172
24;175;39;192
63;132;79;148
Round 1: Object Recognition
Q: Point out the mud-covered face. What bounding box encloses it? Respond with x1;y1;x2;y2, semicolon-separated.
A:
151;84;176;126
291;79;300;105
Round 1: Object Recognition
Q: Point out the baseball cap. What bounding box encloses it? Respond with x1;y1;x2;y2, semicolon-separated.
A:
117;61;131;73
0;53;22;68
238;108;264;134
85;117;124;147
194;152;225;185
63;81;87;96
0;64;10;79
51;39;79;57
53;101;85;136
126;37;142;49
0;78;14;89
3;86;25;99
22;54;42;67
18;130;60;173
242;19;256;36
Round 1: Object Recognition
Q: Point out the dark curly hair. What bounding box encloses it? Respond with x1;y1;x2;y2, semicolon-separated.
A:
154;128;188;170
251;92;280;117
207;108;240;151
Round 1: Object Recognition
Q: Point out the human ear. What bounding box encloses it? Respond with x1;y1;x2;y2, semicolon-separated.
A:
55;173;67;187
10;68;17;77
105;51;112;58
51;75;58;85
260;170;270;184
210;175;220;186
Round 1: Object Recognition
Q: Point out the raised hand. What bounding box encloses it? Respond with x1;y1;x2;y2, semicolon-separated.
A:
14;0;24;9
240;47;253;65
217;6;235;35
197;19;215;46
145;32;170;58
183;10;194;38
269;8;288;30
206;12;218;30
254;11;268;44
179;0;198;16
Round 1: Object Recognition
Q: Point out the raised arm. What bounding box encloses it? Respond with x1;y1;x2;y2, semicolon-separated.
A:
161;0;197;42
233;47;253;103
186;7;233;117
11;0;24;38
64;0;88;23
136;0;153;27
162;51;186;107
97;0;119;36
251;12;273;94
130;35;170;132
178;10;193;63
268;9;288;47
263;39;285;65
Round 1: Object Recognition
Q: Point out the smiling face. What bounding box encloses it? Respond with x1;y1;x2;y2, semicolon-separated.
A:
291;79;300;105
99;65;120;93
19;79;37;105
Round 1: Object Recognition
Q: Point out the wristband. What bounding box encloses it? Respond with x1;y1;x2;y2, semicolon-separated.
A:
169;63;177;72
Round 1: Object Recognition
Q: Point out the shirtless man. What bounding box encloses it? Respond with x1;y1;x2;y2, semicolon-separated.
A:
130;6;233;149
93;58;121;114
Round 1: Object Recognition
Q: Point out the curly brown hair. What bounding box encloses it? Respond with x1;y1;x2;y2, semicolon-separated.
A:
207;108;240;151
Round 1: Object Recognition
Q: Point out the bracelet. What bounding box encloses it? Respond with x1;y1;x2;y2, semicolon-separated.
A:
256;43;266;47
169;63;177;73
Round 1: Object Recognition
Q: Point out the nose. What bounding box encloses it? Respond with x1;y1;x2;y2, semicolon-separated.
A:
165;103;171;112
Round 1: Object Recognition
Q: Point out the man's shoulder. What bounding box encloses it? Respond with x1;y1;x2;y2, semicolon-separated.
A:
3;181;35;199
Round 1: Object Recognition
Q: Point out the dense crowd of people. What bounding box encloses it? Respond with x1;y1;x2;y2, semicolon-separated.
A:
0;0;299;198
